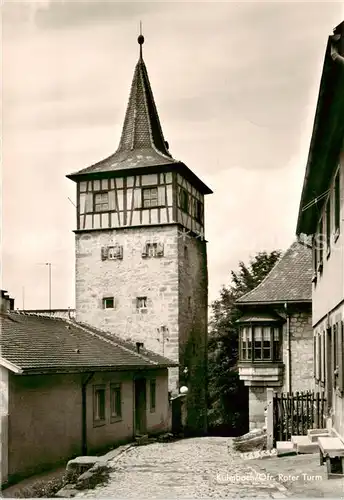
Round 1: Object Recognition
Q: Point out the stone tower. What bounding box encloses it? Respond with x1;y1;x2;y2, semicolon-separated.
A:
67;35;212;434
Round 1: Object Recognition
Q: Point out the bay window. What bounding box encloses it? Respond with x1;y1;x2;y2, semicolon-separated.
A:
239;323;282;362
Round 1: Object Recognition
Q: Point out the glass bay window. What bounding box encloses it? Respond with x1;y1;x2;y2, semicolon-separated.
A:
239;320;282;362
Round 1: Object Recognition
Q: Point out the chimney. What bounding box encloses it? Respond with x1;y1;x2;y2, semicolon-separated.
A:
0;290;14;313
136;342;144;354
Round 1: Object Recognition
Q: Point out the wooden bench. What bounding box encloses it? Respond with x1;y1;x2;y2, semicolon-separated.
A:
318;437;344;478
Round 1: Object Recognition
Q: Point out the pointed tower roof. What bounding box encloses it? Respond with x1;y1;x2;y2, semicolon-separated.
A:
68;34;179;178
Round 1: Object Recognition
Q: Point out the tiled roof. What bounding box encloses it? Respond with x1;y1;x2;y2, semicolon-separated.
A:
236;241;312;304
236;312;283;323
68;51;178;178
0;313;177;374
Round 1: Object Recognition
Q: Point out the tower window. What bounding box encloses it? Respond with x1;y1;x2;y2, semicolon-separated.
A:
136;296;147;311
194;199;203;223
94;192;109;212
103;297;114;309
179;188;189;213
142;242;164;258
142;187;158;208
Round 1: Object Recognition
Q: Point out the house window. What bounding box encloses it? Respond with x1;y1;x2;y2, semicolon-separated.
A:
326;197;331;254
240;325;281;362
136;297;147;312
312;235;317;282
110;384;122;421
334;172;340;235
150;379;156;412
94;192;109;212
142;187;158;208
142;242;164;258
194;199;203;223
241;326;252;361
179;188;189;213
103;297;114;309
318;218;324;270
94;386;106;424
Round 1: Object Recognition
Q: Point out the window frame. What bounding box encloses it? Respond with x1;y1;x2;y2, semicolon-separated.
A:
318;217;324;272
239;323;282;363
326;196;331;256
142;187;159;208
94;191;109;212
110;383;122;423
194;199;204;224
179;188;189;213
136;296;147;312
334;172;340;238
93;385;106;426
103;297;115;309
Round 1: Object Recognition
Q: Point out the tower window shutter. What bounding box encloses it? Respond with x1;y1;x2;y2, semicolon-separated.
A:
142;243;148;258
101;247;108;261
85;193;93;213
156;242;164;256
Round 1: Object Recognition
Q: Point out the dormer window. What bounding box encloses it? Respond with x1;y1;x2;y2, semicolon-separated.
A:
94;192;109;212
142;187;158;208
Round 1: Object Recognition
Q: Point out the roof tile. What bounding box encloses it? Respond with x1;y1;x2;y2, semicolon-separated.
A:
236;241;312;304
0;313;177;373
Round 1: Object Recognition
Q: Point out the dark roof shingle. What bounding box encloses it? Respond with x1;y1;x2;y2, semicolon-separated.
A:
0;313;177;374
236;241;312;305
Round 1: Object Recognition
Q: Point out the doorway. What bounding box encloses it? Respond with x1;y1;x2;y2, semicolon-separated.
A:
134;378;147;435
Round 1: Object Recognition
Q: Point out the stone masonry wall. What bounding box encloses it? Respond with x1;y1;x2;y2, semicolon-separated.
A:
280;305;314;393
249;386;266;430
177;234;208;434
75;225;180;394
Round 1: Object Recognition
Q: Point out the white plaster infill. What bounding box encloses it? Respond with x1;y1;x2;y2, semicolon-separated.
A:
238;363;284;387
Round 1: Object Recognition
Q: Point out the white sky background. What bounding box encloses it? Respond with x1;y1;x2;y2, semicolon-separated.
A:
2;1;343;310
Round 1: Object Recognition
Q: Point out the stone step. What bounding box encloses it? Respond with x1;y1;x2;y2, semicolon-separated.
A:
291;435;319;454
307;428;330;443
276;441;297;457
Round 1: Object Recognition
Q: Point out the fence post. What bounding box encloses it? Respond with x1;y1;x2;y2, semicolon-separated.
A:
266;388;274;451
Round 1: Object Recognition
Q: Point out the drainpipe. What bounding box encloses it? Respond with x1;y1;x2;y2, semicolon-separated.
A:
82;372;94;455
284;302;291;393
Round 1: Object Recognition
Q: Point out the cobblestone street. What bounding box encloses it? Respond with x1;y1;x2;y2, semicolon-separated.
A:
75;437;289;498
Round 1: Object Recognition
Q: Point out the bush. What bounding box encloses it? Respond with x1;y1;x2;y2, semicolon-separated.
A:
9;471;79;498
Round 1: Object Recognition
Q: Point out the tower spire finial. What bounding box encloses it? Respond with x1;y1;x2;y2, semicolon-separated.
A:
138;21;144;59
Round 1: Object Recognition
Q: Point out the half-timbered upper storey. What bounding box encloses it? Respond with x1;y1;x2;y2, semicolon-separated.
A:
67;34;212;234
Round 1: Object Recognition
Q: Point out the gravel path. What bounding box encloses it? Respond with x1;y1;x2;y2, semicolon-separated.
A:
74;437;289;498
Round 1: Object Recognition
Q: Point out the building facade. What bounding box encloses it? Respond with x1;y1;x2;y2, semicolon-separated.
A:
67;35;212;434
1;305;175;485
237;241;314;430
296;22;344;440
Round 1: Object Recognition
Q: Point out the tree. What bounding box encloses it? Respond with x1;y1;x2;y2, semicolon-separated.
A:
207;250;282;435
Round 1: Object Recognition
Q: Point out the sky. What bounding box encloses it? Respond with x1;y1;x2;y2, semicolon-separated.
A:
2;1;343;310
